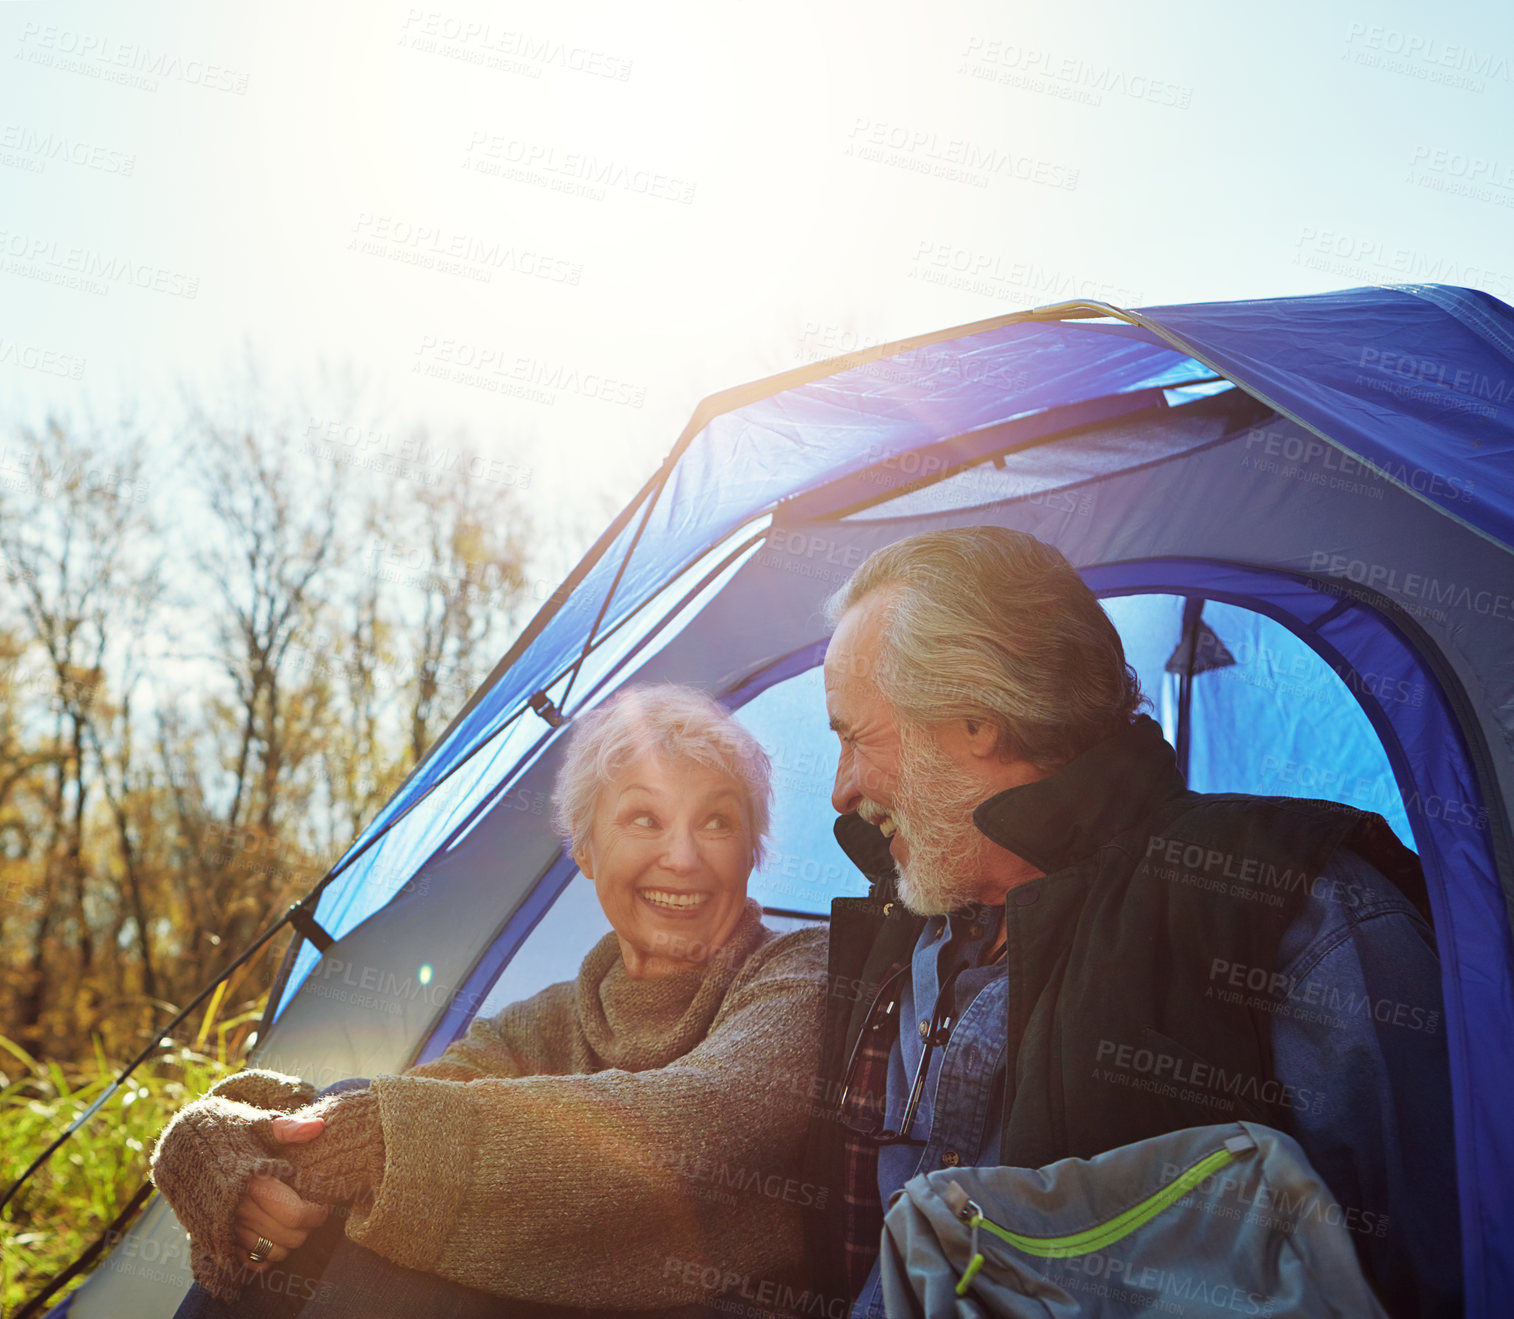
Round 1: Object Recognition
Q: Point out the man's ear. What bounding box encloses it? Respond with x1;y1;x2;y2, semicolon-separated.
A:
962;718;1001;762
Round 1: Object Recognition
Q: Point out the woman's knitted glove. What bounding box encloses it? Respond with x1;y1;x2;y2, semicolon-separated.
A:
150;1093;298;1300
204;1067;317;1113
150;1084;384;1301
273;1089;387;1209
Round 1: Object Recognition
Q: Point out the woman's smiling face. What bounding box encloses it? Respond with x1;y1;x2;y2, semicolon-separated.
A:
574;750;754;979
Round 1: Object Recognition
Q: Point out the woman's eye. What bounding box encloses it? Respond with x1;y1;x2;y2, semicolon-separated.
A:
704;815;732;830
631;813;656;828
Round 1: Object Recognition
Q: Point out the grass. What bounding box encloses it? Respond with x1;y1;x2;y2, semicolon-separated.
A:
0;1008;259;1317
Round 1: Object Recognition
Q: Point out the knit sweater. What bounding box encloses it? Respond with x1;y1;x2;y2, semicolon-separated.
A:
153;901;828;1311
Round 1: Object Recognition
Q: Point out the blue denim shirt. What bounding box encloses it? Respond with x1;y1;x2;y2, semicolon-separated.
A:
853;848;1459;1319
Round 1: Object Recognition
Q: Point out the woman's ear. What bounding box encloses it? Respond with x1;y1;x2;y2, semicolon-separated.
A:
573;845;595;880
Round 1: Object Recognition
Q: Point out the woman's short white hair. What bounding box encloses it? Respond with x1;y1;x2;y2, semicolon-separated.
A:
551;684;773;866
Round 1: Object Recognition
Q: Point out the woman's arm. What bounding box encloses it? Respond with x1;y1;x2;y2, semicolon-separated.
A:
403;978;581;1082
346;927;829;1310
154;955;592;1292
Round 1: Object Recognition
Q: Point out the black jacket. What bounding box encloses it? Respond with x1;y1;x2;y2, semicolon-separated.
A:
800;716;1429;1302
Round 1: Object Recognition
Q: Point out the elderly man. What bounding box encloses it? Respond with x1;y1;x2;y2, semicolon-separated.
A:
802;527;1460;1319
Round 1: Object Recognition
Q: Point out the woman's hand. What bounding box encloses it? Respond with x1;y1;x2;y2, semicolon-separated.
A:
234;1113;330;1272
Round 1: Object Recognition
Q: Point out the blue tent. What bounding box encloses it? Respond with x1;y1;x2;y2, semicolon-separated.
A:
59;284;1514;1318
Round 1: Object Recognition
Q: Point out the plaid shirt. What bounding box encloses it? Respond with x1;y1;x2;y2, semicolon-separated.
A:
835;970;902;1302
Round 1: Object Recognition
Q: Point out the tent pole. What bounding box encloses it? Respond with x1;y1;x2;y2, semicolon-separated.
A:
1173;597;1205;781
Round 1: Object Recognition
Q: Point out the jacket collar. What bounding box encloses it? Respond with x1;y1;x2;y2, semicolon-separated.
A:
833;810;899;895
833;715;1186;887
972;715;1187;874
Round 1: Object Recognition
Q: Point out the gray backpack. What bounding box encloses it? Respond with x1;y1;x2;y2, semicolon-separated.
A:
879;1122;1389;1318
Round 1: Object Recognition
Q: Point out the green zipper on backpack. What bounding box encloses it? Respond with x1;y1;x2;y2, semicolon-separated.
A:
953;1142;1245;1296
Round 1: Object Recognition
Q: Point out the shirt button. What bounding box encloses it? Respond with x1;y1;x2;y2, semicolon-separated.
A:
1012;887;1040;907
969;924;985;940
941;1149;961;1167
918;1019;931;1039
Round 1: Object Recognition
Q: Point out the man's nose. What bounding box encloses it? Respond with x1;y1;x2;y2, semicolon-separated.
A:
832;749;862;815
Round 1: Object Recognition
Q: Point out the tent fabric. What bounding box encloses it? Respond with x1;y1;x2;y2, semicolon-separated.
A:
344;333;1211;840
313;332;1213;890
1106;285;1514;547
310;286;1514;967
59;286;1514;1319
276;286;1513;1319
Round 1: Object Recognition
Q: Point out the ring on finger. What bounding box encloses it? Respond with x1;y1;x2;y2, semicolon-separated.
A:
247;1235;275;1264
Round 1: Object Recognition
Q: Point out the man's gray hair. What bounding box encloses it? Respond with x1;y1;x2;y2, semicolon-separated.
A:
552;683;773;864
825;527;1143;770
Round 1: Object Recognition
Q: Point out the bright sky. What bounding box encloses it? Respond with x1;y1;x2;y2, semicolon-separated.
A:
3;0;1513;525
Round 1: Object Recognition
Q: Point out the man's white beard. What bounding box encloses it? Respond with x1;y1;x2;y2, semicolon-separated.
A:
878;724;990;916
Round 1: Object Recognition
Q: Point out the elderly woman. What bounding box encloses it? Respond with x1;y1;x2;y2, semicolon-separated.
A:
153;684;827;1319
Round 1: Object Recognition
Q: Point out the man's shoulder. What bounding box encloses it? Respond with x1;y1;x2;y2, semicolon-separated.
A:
1154;789;1373;835
1317;842;1418;908
1138;793;1398;888
1153;793;1429;922
1280;844;1434;969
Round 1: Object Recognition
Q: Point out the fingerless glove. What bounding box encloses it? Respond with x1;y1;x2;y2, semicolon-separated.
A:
149;1075;384;1301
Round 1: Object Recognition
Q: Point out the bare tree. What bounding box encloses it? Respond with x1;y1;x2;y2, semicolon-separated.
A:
164;407;342;982
0;417;157;1048
0;384;542;1063
305;435;533;855
404;439;531;763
